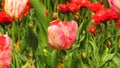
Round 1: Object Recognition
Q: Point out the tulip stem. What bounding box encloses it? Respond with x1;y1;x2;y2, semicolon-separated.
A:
51;50;59;68
12;21;15;49
11;20;16;68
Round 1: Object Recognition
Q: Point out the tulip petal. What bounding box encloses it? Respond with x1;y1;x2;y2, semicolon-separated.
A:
108;0;120;13
66;20;78;49
0;35;12;68
48;25;67;50
4;0;28;18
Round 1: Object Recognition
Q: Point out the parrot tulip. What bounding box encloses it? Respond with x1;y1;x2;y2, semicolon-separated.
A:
48;19;78;50
0;34;12;68
4;0;28;19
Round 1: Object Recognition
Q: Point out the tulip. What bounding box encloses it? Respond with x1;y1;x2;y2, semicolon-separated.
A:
48;19;78;50
0;34;12;68
108;0;120;13
57;4;69;13
71;0;89;7
87;2;105;13
4;0;28;19
67;2;80;13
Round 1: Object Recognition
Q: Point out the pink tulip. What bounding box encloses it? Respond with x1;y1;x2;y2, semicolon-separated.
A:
48;19;78;50
108;0;120;13
0;34;12;68
4;0;28;19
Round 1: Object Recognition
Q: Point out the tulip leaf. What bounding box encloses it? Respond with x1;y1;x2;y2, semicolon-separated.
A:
30;0;49;31
51;50;59;68
20;26;38;53
65;53;73;68
113;56;120;67
30;0;49;47
0;25;4;34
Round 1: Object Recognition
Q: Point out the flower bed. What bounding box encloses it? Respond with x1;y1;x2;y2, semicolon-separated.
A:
0;0;120;68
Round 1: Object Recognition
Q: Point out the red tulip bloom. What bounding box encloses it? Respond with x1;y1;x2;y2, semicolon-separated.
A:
67;2;80;13
92;9;120;24
71;0;89;7
87;2;105;13
48;19;78;50
0;34;12;68
57;4;69;13
92;10;111;24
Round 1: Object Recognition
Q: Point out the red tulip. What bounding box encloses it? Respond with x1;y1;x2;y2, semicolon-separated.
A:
87;2;105;13
57;4;69;13
0;34;12;68
108;0;120;13
92;9;120;24
71;0;89;7
48;19;78;50
67;2;80;13
4;0;28;19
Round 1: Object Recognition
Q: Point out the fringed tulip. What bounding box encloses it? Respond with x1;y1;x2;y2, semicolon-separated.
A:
108;0;120;13
87;2;105;13
4;0;28;19
48;19;78;50
92;9;120;24
57;4;69;13
71;0;89;7
67;2;80;13
0;34;12;68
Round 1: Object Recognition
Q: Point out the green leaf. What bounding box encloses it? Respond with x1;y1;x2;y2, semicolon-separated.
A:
51;50;59;68
65;53;73;68
102;54;114;62
30;0;49;31
100;48;115;67
20;26;38;53
30;0;49;47
112;54;120;67
0;25;4;34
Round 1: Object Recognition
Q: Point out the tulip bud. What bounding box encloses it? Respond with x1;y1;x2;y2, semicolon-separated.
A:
45;9;49;17
0;34;12;68
108;0;120;13
4;0;28;19
87;26;96;35
48;19;78;50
